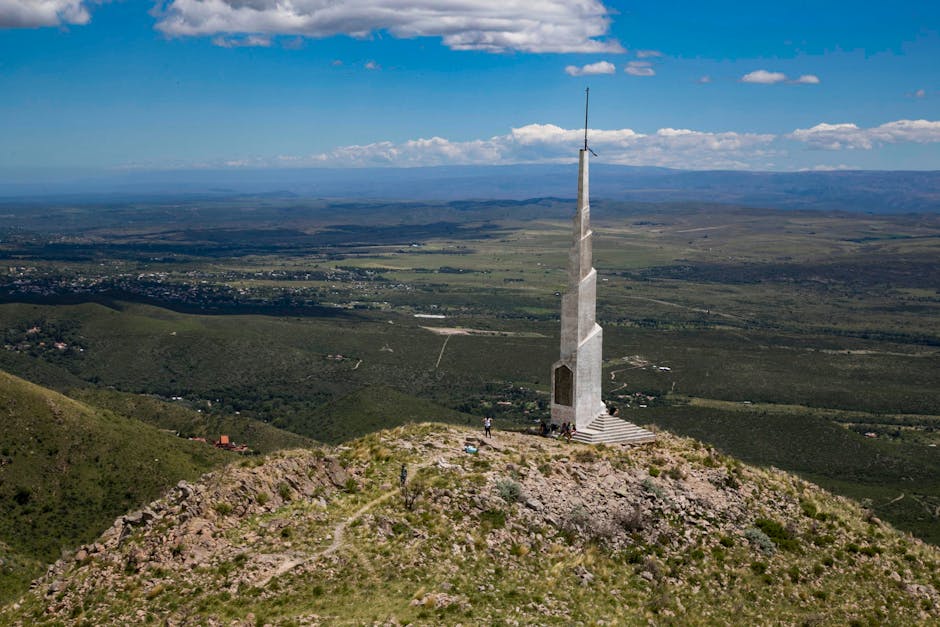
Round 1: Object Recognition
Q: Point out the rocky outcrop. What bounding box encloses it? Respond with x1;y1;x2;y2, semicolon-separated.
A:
4;425;939;626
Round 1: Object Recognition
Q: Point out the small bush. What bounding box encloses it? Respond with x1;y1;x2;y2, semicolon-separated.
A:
744;527;776;555
402;481;422;511
614;507;645;532
755;518;799;552
480;509;507;530
787;565;802;582
573;449;597;463
799;499;818;519
648;465;661;477
256;492;269;506
642;478;665;499
719;535;735;548
277;483;292;501
495;478;522;503
666;466;685;480
213;502;233;516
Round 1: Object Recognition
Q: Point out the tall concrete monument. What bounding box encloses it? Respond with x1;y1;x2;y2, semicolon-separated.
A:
550;89;655;445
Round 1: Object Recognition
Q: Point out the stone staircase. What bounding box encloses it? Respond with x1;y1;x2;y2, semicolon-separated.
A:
571;413;656;445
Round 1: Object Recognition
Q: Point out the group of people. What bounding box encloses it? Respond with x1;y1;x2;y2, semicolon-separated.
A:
538;419;576;442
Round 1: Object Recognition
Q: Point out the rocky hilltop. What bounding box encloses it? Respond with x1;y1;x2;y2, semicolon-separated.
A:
3;424;939;625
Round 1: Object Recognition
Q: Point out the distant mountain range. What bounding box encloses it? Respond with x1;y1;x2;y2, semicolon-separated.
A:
2;164;940;213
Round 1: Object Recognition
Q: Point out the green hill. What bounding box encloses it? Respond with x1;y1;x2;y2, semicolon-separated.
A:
71;388;316;454
305;385;478;444
4;424;939;625
0;370;232;602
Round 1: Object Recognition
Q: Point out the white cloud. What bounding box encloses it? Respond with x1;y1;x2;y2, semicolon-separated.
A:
564;60;615;76
697;75;712;84
154;0;624;54
625;61;655;77
281;122;777;170
741;70;820;85
799;164;851;171
741;70;787;84
0;0;90;28
364;60;380;70
914;88;926;98
211;34;271;47
635;49;662;58
789;119;940;150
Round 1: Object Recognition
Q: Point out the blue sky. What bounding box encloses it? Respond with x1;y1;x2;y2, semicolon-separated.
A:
1;0;938;174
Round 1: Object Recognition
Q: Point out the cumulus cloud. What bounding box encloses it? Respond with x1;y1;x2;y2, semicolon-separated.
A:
0;0;90;28
154;0;624;54
625;61;655;77
281;122;777;170
364;60;380;70
564;60;615;76
741;70;820;85
741;70;787;84
790;120;940;150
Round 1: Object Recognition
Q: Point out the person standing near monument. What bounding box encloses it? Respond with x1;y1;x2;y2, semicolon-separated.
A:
483;416;493;438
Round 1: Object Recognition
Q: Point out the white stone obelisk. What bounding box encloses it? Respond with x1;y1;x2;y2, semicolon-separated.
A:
550;146;606;431
550;90;655;445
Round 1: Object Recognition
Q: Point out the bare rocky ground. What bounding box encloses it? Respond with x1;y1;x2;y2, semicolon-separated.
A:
2;424;939;625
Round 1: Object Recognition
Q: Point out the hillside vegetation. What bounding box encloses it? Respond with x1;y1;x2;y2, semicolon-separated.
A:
70;388;315;454
307;385;478;444
0;370;231;602
5;424;938;625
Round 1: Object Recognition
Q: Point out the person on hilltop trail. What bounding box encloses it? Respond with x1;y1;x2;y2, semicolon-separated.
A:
483;416;493;438
399;464;407;488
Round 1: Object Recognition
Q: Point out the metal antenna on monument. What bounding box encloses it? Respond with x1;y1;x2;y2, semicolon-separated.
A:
583;87;597;157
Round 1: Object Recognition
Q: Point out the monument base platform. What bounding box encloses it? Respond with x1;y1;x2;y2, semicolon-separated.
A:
571;413;656;445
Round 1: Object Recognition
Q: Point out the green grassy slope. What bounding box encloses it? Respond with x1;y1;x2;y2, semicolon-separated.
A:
71;388;315;453
0;370;230;602
307;385;478;444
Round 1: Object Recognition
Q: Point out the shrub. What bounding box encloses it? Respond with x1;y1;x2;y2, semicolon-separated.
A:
479;508;507;530
402;481;422;511
614;507;645;532
666;466;686;481
642;478;665;499
573;449;597;463
744;527;776;555
495;478;522;503
256;492;269;506
787;565;802;582
277;483;292;501
213;502;233;516
648;465;661;478
755;518;799;552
